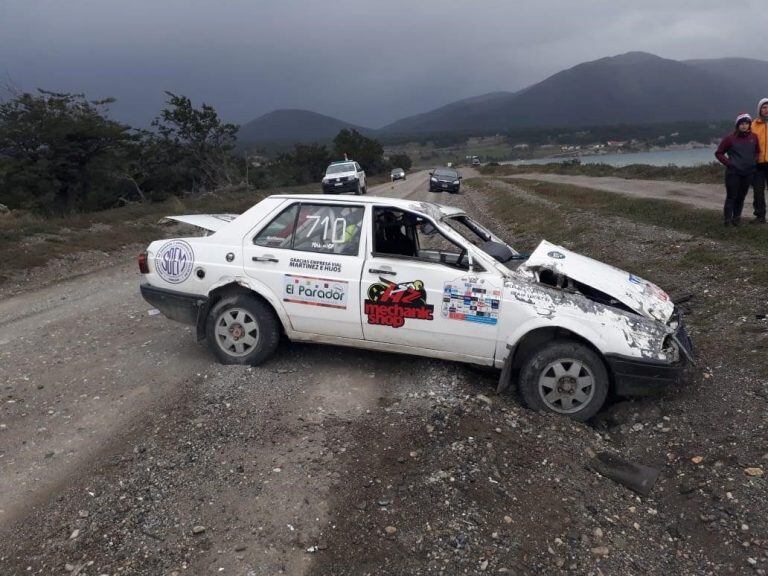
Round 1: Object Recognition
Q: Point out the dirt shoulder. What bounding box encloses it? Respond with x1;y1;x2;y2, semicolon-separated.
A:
508;172;725;212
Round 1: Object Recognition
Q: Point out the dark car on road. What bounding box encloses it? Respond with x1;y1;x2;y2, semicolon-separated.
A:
429;167;461;194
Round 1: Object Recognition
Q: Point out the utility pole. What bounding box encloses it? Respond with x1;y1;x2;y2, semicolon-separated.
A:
244;150;249;188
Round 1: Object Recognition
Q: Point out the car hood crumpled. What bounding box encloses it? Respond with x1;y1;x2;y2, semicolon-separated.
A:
522;240;675;323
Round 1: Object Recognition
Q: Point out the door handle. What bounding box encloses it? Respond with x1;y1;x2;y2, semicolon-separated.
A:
252;256;279;263
369;268;396;276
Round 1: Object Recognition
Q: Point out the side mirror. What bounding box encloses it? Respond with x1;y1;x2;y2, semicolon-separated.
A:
458;176;463;180
429;171;434;176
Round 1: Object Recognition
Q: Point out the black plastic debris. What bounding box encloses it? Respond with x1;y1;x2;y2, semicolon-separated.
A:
588;452;660;496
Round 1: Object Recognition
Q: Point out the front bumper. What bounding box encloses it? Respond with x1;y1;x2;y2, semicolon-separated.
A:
607;355;687;396
429;181;460;193
322;179;359;194
607;313;694;396
140;283;208;325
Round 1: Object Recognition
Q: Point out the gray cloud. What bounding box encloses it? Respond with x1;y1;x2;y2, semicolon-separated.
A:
1;0;764;128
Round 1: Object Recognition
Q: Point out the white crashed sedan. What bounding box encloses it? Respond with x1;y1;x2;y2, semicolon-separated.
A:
139;195;693;420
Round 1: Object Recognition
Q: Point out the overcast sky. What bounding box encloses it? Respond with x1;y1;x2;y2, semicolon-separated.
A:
1;0;765;128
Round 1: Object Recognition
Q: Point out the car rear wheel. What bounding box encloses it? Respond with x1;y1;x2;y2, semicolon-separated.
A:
205;294;280;365
517;340;608;421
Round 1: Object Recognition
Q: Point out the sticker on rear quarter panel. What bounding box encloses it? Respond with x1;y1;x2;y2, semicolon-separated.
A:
155;240;195;284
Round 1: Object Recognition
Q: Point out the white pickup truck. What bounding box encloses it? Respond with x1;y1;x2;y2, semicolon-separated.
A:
139;194;692;420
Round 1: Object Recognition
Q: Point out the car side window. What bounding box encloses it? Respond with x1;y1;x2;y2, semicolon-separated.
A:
355;163;362;172
253;204;299;248
292;204;364;255
373;207;474;270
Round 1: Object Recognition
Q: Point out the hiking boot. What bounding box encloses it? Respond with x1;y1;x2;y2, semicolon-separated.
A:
749;217;767;225
724;219;732;227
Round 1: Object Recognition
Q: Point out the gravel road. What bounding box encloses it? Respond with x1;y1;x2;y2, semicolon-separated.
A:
2;169;766;576
0;170;456;574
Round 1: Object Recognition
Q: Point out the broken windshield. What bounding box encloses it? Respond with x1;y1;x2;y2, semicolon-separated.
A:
444;215;524;266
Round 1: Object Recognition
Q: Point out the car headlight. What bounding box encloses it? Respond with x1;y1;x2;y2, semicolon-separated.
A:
430;177;437;182
453;180;460;185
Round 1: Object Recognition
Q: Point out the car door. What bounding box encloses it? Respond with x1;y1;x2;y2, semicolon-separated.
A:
243;200;367;339
355;163;366;189
361;206;501;361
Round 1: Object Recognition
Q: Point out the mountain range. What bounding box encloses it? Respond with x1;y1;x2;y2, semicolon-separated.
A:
239;52;768;144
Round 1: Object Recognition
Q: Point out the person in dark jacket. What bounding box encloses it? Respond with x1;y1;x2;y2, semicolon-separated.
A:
715;113;761;226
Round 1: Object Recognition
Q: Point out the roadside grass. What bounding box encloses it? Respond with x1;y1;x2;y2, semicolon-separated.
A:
506;178;768;254
503;178;768;292
0;183;317;281
480;161;723;184
480;176;768;341
462;178;566;243
471;177;768;354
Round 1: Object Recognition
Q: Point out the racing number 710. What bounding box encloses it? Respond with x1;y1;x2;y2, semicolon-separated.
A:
305;215;347;243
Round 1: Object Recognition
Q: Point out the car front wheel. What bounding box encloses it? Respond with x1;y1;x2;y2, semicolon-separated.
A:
205;294;280;365
517;340;608;421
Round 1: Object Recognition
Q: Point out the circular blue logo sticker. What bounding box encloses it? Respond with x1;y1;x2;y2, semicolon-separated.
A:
155;240;194;284
547;251;565;259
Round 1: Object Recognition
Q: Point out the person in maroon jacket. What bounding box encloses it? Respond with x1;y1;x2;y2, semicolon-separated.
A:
715;113;761;226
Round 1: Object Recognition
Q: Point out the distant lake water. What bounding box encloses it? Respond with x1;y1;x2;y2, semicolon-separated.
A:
506;147;717;168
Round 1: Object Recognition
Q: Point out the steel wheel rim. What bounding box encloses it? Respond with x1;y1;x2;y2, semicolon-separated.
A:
214;307;260;357
537;357;595;414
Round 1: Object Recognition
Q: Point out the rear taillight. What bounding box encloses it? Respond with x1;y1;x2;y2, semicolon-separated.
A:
138;252;149;274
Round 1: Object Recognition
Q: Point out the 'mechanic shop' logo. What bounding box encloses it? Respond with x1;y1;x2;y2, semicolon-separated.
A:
364;279;434;328
155;240;194;284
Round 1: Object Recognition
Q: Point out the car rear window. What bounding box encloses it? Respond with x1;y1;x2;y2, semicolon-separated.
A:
253;203;364;256
253;204;299;249
326;163;355;174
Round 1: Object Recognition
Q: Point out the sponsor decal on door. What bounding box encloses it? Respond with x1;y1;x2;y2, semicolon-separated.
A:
364;278;434;328
442;278;501;325
283;274;348;309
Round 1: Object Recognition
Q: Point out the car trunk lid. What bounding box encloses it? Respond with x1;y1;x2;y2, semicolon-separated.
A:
159;214;238;233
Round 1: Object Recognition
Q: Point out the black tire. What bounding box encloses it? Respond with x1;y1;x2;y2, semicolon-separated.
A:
517;340;608;421
362;185;367;195
355;182;362;195
205;294;280;365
